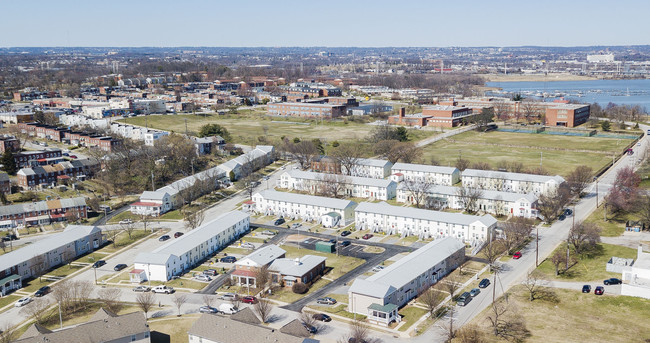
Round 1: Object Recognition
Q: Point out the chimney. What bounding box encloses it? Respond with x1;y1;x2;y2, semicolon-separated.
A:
399;107;405;118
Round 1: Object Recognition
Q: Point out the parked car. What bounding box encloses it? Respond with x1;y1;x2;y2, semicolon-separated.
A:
274;218;285;225
151;285;175;294
312;313;332;322
159;235;171;242
3;235;18;242
469;288;481;297
340;230;351;236
512;251;522;259
594;286;604;295
241;242;255;249
457;292;472;306
478;278;491;288
203;269;218;276
316;297;337;305
564;208;573;216
15;297;32;307
558;214;566;221
92;260;106;268
114;264;127;271
220;256;237;263
362;233;374;240
329;239;337;244
34;286;50;297
174;232;184;238
261;230;276;236
195;274;212;282
133;286;151;292
220;293;238;301
604;278;621;285
302;322;318;334
118;219;133;225
242;296;257;304
69;155;77;159
218;303;238;314
338;240;351;247
290;223;302;229
199;306;220;314
372;265;385;272
582;285;592;293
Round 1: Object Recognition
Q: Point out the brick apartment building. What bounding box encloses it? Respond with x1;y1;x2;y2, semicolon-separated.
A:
0;197;88;227
387;108;430;127
311;156;341;174
14;149;63;168
388;106;474;128
0;136;20;153
0;173;10;194
545;104;591;127
19;122;121;152
267;102;347;118
17;158;99;189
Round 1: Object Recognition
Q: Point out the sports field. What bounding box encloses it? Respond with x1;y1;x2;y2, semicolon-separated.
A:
421;130;637;177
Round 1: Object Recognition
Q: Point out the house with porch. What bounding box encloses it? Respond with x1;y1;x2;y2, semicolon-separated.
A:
130;190;173;217
231;245;286;288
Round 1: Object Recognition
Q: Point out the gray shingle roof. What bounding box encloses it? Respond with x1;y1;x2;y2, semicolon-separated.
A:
392;163;459;175
355;158;392;168
189;313;313;343
255;189;357;211
280;319;312;338
396;184;538;203
355;201;497;228
285;169;395;188
236;244;286;268
462;169;565;184
268;255;326;277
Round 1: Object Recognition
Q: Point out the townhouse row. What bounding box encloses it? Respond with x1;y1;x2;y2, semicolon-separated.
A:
17;122;121;152
0;197;88;228
278;169;397;200
16;158;99;189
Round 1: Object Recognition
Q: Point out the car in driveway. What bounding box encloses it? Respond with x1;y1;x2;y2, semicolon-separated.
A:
512;251;522;259
338;240;351;247
604;278;621;285
261;230;276;236
220;293;238;301
195;274;212;282
478;278;491;288
564;208;573;216
241;242;255;249
469;288;481;297
92;260;106;268
274;218;285;225
362;233;374;240
2;234;18;242
582;285;592;293
174;232;184;238
594;286;604;295
159;235;171;242
312;313;332;322
15;297;32;307
34;286;50;297
372;265;385;272
316;297;337;305
199;306;220;314
302;322;317;334
133;286;151;292
114;264;127;271
242;296;257;304
203;269;218;276
340;230;351;236
220;256;237;263
457;292;472;306
151;285;175;294
290;223;302;229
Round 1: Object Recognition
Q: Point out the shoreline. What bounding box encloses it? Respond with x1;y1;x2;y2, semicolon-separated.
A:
481;73;598;82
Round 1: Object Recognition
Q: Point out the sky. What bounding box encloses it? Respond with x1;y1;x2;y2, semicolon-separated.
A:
2;0;649;47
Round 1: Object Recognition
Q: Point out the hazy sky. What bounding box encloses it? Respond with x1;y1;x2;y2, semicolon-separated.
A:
2;0;649;47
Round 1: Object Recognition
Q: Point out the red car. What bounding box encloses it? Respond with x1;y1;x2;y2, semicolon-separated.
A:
512;251;522;259
594;286;604;295
362;234;374;240
242;296;257;304
174;232;184;238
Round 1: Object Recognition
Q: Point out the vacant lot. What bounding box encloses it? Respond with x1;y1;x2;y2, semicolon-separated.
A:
421;130;635;177
536;243;636;281
119;113;435;147
468;286;650;343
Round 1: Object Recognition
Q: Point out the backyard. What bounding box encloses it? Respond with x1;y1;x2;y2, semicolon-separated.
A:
421;130;637;177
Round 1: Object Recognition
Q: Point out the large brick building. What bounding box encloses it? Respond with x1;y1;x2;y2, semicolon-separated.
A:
267;102;347;118
14;149;63;168
545;104;591;127
0;136;20;153
17;158;99;189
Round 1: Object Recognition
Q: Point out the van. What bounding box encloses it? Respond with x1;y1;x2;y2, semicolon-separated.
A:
457;292;472;306
218;303;238;314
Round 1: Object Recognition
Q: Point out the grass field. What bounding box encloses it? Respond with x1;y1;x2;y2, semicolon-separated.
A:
536;243;637;281
119;113;436;147
398;306;428;332
421;130;635;177
148;315;200;343
467;285;650;343
584;206;630;237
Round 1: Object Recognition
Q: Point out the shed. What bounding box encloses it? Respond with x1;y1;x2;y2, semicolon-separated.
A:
321;212;340;228
129;269;146;283
315;241;335;253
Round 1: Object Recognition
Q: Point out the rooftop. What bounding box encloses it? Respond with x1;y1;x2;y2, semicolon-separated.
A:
392;162;459;175
255;189;357;211
356;201;497;227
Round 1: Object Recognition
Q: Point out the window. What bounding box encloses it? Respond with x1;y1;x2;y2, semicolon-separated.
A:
131;334;137;341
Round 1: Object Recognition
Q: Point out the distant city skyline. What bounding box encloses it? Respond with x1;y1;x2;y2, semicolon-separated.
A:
2;0;649;48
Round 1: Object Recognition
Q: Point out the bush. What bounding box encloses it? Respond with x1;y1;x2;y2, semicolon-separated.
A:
292;282;308;294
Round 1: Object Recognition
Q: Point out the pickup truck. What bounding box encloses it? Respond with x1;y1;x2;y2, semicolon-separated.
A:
151;285;175;294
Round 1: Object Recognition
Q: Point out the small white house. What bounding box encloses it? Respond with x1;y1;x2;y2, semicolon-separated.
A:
251;189;357;226
130;190;172;217
391;163;460;186
321;212;341;228
461;169;565;195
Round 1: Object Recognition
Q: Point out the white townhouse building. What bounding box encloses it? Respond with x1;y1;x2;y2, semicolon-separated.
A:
621;246;650;300
354;201;497;245
133;211;250;281
396;184;539;218
342;158;393;179
279;169;397;200
391;163;460;186
251;189;357;227
348;237;465;326
461;169;566;195
130;190;173;217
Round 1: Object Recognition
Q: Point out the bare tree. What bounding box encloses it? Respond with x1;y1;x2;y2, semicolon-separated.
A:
121;222;136;240
419;284;445;319
70;280;93;312
172;293;187;316
230;294;242;310
568;221;601;255
254;299;273;323
605;166;640;214
482;238;502;272
332;144;363;176
456;187;484;214
501;217;534;254
566;165;593;197
537;185;570;223
0;324;18;343
456;324;487;343
52;280;72;316
455;157;470;171
202;294;216;308
255;266;271;292
638;193;650;229
521;99;540;123
29;254;48;282
98;288;123;313
106;228;120;248
391;141;422;163
338;319;379;343
291;140;318;170
523;271;545;301
317;173;349;199
550;249;568;276
136;292;156;319
487;299;529;341
443;273;463;340
183;205;205;231
402;178;433;209
20;298;51;324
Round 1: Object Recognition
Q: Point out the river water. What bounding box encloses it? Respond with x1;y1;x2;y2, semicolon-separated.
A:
486;79;650;110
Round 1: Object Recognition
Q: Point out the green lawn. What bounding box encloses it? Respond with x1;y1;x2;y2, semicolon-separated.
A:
148;314;201;343
324;293;349;304
20;278;54;293
421;130;634;177
46;264;84;278
398;306;428;332
468;285;650;343
584;206;630;237
270;277;332;303
279;245;365;279
0;295;21;309
119;113;436;148
537;243;637;281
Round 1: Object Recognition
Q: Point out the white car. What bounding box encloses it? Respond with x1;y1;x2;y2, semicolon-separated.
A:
119;219;133;225
15;297;32;307
241;242;255;249
195;274;212;282
151;285;175;294
372;265;385;272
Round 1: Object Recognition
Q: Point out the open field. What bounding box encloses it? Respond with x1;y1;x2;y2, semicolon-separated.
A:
467;285;650;343
422;130;634;177
536;243;636;281
118;113;436;147
584;206;630;237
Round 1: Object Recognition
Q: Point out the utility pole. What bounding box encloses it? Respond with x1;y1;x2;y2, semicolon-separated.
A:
93;266;98;285
540;152;543;167
151;171;155;191
535;225;539;267
185;118;188;136
58;301;63;329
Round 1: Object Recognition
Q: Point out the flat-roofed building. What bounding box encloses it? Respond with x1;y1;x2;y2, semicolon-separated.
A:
545;104;590;127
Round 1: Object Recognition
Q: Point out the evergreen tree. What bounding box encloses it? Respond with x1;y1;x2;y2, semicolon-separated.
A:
1;151;17;175
395;127;409;142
